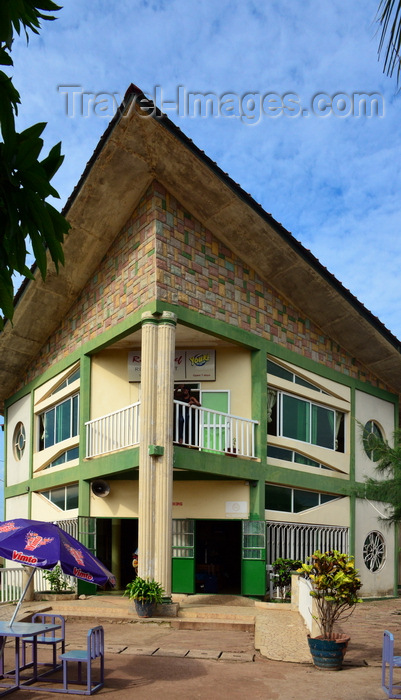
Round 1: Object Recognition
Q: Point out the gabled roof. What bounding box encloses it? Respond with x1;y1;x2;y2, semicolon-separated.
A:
1;84;400;408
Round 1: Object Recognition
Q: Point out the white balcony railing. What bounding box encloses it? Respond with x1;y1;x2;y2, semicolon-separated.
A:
85;400;258;459
85;402;140;458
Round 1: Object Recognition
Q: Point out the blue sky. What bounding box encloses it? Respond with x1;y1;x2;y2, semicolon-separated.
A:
1;1;400;515
9;0;401;336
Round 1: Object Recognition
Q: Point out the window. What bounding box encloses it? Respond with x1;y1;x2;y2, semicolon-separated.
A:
265;484;339;513
363;420;383;461
363;531;386;572
51;368;80;395
268;391;345;453
267;359;326;393
13;422;26;461
45;447;79;470
41;484;79;511
267;445;333;470
39;395;79;451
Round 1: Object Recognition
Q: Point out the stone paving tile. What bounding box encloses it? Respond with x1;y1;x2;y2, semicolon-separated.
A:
152;648;189;657
105;644;127;653
219;651;254;662
121;646;159;656
186;649;221;659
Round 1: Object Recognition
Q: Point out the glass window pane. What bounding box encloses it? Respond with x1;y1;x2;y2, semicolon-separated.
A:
50;487;66;509
282;395;309;442
43;410;55;449
56;400;71;443
320;493;338;504
267;446;293;461
265;485;292;511
72;395;79;437
66;484;79;509
294;453;320;468
267;360;293;382
311;404;334;449
293;489;319;512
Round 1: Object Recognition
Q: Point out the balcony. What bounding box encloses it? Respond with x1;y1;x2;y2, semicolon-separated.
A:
85;401;258;459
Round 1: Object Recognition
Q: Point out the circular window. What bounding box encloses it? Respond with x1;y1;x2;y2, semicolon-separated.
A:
13;422;26;461
363;420;383;461
363;530;386;572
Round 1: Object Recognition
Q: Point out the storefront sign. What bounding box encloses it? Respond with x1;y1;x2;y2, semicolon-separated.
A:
128;349;216;382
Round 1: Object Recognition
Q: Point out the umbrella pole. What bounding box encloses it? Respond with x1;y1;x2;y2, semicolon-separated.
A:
9;567;36;627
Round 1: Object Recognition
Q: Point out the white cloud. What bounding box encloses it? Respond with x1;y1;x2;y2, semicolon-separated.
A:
6;0;401;338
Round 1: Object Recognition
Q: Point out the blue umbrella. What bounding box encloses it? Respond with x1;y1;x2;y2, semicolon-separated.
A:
0;519;115;625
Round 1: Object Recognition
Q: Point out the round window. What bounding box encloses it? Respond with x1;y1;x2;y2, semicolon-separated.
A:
363;420;383;461
13;422;26;461
363;530;386;572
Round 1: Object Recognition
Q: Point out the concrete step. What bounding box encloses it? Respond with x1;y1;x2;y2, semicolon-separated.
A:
170;617;255;632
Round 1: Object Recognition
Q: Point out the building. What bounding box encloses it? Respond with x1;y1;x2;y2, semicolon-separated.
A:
0;85;400;598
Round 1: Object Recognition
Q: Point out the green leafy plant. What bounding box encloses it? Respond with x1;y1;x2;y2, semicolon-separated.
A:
0;1;70;328
298;550;362;639
272;557;302;601
124;576;164;604
43;564;73;593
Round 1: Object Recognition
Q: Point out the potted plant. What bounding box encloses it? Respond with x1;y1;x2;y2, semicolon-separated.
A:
35;564;77;601
124;576;165;618
298;550;362;670
271;557;302;602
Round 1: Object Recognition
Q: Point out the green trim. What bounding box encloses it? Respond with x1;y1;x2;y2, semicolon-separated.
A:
80;355;91;461
349;388;356;484
174;447;265;481
265;464;351;496
394;521;399;594
349;492;356;557
79;479;90;518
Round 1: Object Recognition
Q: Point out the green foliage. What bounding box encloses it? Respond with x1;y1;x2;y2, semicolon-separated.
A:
0;1;70;329
377;0;401;87
298;550;362;639
272;557;302;601
43;564;73;593
124;576;165;604
363;427;401;524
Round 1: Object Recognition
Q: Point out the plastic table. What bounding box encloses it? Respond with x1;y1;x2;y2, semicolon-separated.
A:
0;620;60;696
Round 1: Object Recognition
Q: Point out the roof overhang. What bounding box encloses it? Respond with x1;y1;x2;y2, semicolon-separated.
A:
1;85;401;408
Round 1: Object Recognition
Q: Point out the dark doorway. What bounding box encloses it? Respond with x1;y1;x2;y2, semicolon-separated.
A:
121;518;138;588
95;518;138;590
195;520;242;594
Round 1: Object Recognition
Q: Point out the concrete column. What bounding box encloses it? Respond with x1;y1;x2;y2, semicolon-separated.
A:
154;312;176;595
138;313;158;580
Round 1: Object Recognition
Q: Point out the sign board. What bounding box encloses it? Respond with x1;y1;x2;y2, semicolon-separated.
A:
128;349;216;382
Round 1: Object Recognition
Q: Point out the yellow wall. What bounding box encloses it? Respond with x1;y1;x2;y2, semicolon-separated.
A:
266;495;350;526
6;395;31;487
354;390;395;482
90;346;252;420
91;350;140;419
90;479;249;519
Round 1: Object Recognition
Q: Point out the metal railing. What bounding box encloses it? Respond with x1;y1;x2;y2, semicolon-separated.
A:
267;521;349;564
85;402;140;458
173;401;258;458
85;400;258;459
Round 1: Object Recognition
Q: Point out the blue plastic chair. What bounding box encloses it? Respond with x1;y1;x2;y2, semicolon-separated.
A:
382;630;401;698
60;626;104;695
21;613;65;671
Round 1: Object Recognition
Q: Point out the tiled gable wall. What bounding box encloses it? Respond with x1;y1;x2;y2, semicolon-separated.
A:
23;180;388;391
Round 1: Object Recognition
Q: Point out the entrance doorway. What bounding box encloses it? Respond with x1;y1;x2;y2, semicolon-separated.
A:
195;519;242;594
95;518;138;590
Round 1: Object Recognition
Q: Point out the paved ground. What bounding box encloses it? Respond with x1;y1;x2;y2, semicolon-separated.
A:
0;594;400;698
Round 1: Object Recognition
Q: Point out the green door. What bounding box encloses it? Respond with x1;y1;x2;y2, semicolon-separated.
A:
200;391;229;452
172;519;195;593
241;520;266;596
78;516;97;595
